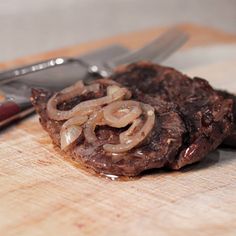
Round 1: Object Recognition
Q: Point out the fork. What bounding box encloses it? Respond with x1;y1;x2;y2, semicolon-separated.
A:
0;27;188;128
0;28;188;85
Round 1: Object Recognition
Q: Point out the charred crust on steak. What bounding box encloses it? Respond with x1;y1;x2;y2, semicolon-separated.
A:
217;90;236;147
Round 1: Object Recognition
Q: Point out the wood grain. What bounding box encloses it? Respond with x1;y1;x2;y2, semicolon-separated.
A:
0;24;236;236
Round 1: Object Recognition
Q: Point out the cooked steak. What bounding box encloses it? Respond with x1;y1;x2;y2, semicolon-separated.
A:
31;62;233;176
32;87;186;176
111;62;234;169
112;62;236;150
217;90;236;147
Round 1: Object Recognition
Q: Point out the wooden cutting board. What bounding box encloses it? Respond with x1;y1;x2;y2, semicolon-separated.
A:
1;24;236;236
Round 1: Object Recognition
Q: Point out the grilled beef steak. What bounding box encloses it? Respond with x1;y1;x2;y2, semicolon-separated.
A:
217;90;236;147
31;62;234;176
112;62;236;149
111;62;234;169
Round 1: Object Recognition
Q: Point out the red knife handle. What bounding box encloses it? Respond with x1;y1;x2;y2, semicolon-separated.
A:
0;101;21;128
0;100;35;128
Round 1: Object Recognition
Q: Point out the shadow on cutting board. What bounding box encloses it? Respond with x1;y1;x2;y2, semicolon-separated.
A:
180;150;220;173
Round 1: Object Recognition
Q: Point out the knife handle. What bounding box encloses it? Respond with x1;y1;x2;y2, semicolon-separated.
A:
0;101;34;128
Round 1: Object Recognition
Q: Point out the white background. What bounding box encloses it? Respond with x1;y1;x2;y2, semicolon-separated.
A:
0;0;236;62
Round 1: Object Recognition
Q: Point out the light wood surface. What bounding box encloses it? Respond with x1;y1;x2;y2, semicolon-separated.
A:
1;24;236;236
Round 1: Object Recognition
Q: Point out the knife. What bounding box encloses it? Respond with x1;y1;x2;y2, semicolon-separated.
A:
0;45;129;128
0;28;188;128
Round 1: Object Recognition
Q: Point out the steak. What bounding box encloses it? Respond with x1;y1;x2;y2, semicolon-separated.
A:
111;62;234;169
31;62;233;176
217;90;236;147
112;62;236;149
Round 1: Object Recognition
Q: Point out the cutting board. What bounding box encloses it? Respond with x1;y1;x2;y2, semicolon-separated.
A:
1;24;236;236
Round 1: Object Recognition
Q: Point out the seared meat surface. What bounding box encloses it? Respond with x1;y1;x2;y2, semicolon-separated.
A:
31;62;233;176
217;90;236;147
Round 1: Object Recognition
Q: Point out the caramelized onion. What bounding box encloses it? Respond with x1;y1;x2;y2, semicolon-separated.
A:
50;78;156;153
47;80;88;120
86;83;100;93
74;86;129;111
47;81;130;121
91;78;120;86
103;100;142;128
83;110;105;143
61;115;88;130
103;103;155;153
60;126;82;150
107;85;121;96
60;115;88;150
107;85;131;99
119;118;142;144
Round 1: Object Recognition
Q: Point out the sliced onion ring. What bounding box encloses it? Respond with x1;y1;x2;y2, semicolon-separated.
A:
86;83;100;93
83;110;105;144
47;80;88;120
90;78;120;86
103;103;155;153
60;126;82;150
47;81;130;121
119;118;142;144
61;115;88;130
103;100;142;128
60;115;88;150
75;86;129;111
51;78;156;153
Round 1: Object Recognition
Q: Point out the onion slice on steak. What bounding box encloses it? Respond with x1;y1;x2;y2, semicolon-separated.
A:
103;103;155;153
119;118;142;144
60;126;82;150
60;115;88;150
103;100;142;128
91;78;120;86
47;81;131;121
47;79;156;153
83;110;105;144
